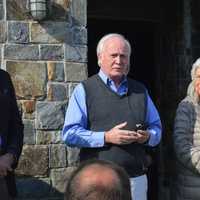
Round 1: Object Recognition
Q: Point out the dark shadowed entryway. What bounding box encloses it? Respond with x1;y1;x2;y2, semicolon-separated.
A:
87;1;162;199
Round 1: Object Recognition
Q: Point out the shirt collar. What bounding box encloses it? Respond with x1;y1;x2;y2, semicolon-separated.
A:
98;70;108;85
98;70;127;85
98;70;128;94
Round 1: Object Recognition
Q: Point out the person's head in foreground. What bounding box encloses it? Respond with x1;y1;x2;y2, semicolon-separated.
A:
64;159;132;200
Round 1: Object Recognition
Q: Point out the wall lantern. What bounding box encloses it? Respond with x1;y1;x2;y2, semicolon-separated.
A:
29;0;48;21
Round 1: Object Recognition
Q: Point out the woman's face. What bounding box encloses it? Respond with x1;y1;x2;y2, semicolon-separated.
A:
194;68;200;96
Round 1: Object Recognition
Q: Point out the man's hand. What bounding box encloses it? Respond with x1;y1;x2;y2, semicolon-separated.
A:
136;130;150;144
0;153;14;176
105;122;139;145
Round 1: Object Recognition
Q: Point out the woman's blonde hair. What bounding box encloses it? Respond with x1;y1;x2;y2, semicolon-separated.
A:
187;58;200;103
191;58;200;80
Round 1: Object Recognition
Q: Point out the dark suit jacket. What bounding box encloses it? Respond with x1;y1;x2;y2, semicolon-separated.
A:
0;69;24;197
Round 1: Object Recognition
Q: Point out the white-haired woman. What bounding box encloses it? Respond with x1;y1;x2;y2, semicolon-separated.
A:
173;58;200;199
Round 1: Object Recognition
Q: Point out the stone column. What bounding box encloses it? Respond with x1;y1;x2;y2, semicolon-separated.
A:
2;0;87;199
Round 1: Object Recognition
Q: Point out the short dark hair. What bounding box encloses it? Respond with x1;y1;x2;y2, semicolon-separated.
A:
64;159;131;200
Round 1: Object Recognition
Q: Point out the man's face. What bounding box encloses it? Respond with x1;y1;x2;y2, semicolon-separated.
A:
98;37;130;82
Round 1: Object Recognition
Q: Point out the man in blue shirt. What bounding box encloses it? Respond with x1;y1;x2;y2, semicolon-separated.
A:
62;33;162;200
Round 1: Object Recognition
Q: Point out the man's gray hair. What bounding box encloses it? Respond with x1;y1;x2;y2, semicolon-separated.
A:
96;33;132;56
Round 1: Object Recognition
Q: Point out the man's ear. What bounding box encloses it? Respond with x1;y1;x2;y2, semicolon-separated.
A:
97;54;102;67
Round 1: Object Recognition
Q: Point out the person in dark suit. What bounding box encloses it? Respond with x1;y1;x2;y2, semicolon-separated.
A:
0;69;24;199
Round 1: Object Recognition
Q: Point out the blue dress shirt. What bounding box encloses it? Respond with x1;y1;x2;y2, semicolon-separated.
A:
62;70;162;148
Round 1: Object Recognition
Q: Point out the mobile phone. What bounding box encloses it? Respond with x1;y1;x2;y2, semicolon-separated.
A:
135;124;145;131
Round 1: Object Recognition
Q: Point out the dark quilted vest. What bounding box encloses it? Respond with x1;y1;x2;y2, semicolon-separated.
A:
81;75;148;177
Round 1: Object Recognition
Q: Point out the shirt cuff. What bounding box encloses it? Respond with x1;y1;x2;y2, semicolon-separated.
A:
90;131;105;147
146;129;157;146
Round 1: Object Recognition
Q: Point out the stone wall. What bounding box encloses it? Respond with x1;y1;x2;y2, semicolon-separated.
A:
0;0;87;199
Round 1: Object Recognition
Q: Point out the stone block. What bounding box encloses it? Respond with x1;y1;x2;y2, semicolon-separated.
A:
68;83;78;97
62;101;68;115
50;0;70;20
35;102;65;130
8;21;29;43
47;62;64;81
16;145;49;177
31;22;71;43
65;44;87;62
40;45;64;60
0;4;4;20
21;100;36;114
23;112;35;120
47;83;68;101
51;167;76;193
6;61;46;99
71;0;86;26
0;22;6;43
7;0;30;20
4;44;39;60
72;26;87;45
65;62;87;81
23;119;35;145
50;144;67;168
36;130;61;144
67;147;80;166
16;178;51;199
